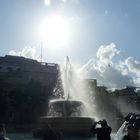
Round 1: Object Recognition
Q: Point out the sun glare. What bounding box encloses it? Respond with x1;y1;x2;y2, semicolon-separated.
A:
40;14;71;47
44;0;51;6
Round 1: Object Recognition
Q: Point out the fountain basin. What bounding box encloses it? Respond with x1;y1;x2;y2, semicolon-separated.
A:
33;100;95;138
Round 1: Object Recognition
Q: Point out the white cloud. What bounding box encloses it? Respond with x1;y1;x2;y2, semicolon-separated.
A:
116;61;129;75
80;43;134;89
9;50;17;56
123;57;140;86
9;46;41;62
96;43;120;65
125;57;140;75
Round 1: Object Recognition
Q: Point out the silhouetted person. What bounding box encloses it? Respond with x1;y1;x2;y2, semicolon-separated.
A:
0;124;9;140
91;120;112;140
123;113;140;140
123;125;139;140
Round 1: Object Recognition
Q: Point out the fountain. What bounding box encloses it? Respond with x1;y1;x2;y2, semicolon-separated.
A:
33;57;96;138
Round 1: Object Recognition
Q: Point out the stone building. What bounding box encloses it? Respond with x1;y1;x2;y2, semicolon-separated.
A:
0;55;59;124
0;55;59;94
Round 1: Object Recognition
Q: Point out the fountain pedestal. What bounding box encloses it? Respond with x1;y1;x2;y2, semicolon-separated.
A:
33;99;95;138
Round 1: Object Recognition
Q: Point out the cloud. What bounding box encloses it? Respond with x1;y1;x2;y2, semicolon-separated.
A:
9;46;41;62
125;57;140;75
79;43;135;89
96;43;120;65
124;57;140;86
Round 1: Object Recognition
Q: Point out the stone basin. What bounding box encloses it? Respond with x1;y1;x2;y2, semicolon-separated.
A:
33;99;95;138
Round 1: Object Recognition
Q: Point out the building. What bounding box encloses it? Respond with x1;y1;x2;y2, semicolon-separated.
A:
0;55;59;93
0;55;61;125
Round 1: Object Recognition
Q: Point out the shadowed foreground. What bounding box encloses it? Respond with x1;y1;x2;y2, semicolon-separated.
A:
7;133;115;140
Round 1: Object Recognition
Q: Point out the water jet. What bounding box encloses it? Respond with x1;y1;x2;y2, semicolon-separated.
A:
32;57;96;138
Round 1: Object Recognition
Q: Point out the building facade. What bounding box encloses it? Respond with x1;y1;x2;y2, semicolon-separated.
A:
0;55;59;93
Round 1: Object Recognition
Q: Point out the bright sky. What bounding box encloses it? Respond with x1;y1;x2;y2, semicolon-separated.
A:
1;0;140;88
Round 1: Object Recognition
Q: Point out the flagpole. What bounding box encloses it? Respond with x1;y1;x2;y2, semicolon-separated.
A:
41;41;43;63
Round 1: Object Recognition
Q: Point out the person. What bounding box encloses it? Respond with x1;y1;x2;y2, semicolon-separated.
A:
122;113;140;140
123;125;139;140
91;119;112;140
0;124;9;140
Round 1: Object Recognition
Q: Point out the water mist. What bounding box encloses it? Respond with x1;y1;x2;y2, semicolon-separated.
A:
60;56;97;118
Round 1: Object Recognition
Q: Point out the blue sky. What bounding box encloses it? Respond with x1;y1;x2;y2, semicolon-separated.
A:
1;0;140;88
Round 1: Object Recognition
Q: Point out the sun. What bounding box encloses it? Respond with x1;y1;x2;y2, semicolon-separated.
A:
40;14;71;47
